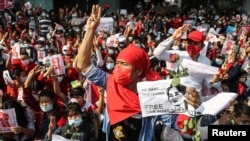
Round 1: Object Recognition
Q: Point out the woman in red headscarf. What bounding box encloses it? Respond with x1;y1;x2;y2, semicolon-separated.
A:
75;5;201;141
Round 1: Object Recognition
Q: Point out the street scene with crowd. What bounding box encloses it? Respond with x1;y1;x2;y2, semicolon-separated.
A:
0;0;250;141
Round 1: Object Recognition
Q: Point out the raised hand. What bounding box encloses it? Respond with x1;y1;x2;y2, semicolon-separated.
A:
86;5;102;31
172;24;188;40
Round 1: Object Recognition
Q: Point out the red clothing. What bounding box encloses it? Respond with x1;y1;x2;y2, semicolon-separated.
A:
107;44;162;125
12;60;37;74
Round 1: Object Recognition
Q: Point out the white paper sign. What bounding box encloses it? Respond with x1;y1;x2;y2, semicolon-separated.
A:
3;70;14;85
137;78;195;117
221;40;235;55
120;9;127;15
97;17;114;34
11;43;20;59
196;92;237;115
0;108;18;133
50;54;65;75
181;59;219;81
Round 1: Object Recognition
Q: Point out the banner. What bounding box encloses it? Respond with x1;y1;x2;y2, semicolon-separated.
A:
0;108;18;133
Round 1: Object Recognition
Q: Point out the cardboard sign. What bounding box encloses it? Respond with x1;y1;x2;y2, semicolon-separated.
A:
50;54;65;75
0;108;18;133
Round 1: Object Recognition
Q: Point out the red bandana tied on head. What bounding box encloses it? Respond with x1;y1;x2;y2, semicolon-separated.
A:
107;44;161;125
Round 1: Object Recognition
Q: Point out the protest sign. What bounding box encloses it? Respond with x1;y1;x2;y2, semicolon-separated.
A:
137;77;195;117
120;9;127;15
97;17;114;34
50;54;65;75
0;108;17;133
3;70;14;85
11;43;20;59
221;39;235;55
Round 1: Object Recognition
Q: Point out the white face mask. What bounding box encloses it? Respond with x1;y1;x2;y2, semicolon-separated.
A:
108;48;115;55
57;76;64;82
22;59;30;65
20;76;27;83
135;43;141;47
106;63;114;70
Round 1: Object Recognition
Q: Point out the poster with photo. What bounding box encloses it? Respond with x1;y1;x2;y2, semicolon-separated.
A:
0;108;18;133
137;77;195;117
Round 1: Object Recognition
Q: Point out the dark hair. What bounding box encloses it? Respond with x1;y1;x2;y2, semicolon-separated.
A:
11;67;24;79
167;84;187;95
70;87;85;97
65;102;82;117
20;51;30;57
233;102;250;118
39;89;54;101
31;80;45;91
3;100;28;128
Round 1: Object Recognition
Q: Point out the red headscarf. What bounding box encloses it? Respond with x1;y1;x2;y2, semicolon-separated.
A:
107;44;161;125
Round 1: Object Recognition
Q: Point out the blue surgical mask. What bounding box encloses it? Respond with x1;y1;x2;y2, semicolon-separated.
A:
215;58;223;65
40;104;53;112
212;81;221;89
106;63;114;70
68;117;83;127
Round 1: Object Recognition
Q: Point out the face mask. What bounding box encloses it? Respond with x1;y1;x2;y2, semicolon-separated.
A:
40;104;53;112
106;63;114;70
212;81;221;89
215;58;223;65
40;47;45;51
57;76;64;82
68;117;83;127
20;76;27;83
113;65;133;85
135;43;141;47
239;78;246;83
108;48;115;55
185;45;202;56
22;59;30;65
29;32;33;37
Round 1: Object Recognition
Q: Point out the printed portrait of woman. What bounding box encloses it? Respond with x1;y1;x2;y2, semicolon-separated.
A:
166;84;188;113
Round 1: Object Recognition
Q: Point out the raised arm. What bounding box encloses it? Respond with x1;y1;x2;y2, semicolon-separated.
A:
76;5;102;73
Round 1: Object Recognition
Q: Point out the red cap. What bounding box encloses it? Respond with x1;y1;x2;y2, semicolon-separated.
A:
187;30;204;42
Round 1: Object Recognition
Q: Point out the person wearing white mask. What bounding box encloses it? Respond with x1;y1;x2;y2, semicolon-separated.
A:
45;102;95;141
103;55;116;73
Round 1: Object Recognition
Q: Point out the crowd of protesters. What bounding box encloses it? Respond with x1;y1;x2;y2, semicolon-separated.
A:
0;1;250;141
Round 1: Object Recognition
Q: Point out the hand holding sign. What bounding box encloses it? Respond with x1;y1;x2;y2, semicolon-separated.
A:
184;87;201;109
